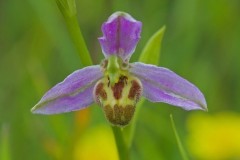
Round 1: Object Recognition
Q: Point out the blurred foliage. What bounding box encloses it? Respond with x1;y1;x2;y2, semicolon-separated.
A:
0;0;240;159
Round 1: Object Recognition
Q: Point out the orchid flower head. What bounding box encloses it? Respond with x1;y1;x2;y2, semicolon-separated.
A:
31;11;207;127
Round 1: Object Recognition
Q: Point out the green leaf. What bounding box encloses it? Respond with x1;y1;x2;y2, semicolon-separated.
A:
139;26;166;65
170;114;189;160
124;26;166;149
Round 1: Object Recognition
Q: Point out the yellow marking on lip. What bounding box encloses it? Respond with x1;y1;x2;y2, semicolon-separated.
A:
94;75;142;126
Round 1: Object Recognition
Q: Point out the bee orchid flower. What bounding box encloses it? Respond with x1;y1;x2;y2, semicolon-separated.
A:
31;12;207;126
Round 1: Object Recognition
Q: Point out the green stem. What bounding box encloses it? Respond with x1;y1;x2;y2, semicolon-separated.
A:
55;0;92;66
170;114;189;160
123;98;145;148
64;14;93;66
111;126;129;160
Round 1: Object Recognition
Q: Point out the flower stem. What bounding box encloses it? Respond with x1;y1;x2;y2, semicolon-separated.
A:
111;126;129;160
55;0;92;66
123;98;145;148
170;114;189;160
64;14;93;66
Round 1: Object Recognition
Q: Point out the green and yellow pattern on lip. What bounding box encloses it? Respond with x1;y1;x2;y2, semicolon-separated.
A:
94;55;142;126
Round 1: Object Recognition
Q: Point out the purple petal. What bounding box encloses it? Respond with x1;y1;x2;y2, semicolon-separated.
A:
31;65;103;114
130;62;207;111
98;12;142;61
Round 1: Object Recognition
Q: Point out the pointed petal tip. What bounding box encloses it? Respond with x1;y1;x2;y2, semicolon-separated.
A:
194;96;208;112
30;103;39;113
30;103;48;114
31;101;92;115
130;62;208;112
31;109;43;114
31;103;49;114
30;107;36;113
201;103;208;112
31;65;102;115
187;103;208;112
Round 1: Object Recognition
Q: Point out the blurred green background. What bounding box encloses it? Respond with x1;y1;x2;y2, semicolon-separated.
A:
1;0;240;160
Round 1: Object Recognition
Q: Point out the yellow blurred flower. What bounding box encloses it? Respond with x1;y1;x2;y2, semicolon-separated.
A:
186;112;240;160
74;125;119;160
